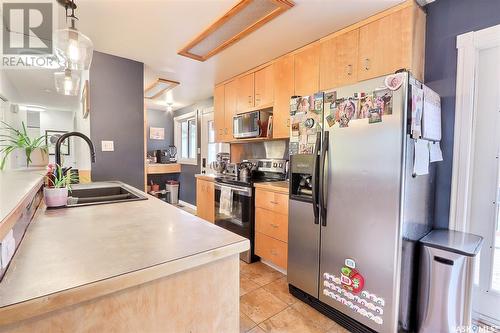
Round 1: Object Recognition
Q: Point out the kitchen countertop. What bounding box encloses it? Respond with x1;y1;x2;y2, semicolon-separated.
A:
254;181;289;194
0;183;248;324
0;168;45;225
195;174;217;182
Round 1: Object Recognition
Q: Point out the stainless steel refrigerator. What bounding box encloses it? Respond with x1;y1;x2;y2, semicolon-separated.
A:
288;72;436;333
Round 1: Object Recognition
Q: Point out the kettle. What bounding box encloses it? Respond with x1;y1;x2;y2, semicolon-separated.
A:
239;162;255;180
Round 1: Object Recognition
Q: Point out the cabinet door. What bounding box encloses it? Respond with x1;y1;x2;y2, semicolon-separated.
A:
294;44;320;96
196;179;215;223
213;85;225;142
320;29;359;90
236;73;255;113
224;80;238;141
358;8;412;81
273;55;294;138
254;65;274;107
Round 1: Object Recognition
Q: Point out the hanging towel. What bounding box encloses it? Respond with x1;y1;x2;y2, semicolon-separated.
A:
219;186;233;216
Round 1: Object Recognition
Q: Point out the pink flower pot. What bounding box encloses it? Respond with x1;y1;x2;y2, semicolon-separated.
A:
43;187;68;208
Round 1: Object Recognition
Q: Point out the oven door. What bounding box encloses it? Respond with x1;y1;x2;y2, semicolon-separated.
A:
214;182;255;262
233;112;260;139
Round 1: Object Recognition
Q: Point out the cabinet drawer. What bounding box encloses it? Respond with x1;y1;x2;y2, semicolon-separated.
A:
255;232;288;270
255;208;288;243
255;189;288;215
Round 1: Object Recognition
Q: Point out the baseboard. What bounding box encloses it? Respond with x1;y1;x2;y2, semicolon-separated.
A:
178;200;196;211
261;259;287;275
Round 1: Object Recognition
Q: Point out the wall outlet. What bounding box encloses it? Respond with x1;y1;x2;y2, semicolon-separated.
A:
101;140;114;152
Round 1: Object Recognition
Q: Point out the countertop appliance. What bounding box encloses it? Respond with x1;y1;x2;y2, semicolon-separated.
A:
214;158;287;263
233;109;271;139
155;145;177;164
287;72;437;333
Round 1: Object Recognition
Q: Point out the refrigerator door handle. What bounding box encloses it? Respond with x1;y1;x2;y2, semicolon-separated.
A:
311;134;321;224
319;131;329;226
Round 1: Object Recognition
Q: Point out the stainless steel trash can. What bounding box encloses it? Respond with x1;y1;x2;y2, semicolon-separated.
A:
417;230;483;333
165;181;179;205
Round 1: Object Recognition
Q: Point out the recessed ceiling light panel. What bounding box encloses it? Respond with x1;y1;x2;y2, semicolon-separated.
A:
178;0;294;61
144;79;180;99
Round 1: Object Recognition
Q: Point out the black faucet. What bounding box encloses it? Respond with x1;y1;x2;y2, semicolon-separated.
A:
55;132;96;167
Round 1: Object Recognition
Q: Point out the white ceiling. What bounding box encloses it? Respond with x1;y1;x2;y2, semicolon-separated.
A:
7;0;406;112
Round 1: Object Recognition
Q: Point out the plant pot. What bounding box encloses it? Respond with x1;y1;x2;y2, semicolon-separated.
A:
43;187;68;208
12;148;49;168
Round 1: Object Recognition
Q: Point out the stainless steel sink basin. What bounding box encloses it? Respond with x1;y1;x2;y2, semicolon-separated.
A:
66;181;148;207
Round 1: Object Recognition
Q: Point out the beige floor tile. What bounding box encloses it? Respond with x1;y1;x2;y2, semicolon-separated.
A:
241;262;284;286
259;306;324;333
263;277;297;305
240;288;288;324
241;275;260;296
248;326;267;333
290;301;336;331
326;324;352;333
240;311;257;333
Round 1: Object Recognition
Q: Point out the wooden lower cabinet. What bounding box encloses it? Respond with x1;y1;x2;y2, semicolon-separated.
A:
196;179;214;223
255;232;288;270
255;188;289;270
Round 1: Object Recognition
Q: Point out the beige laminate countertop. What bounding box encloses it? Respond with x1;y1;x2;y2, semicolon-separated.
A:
0;168;45;225
0;182;248;324
254;181;289;194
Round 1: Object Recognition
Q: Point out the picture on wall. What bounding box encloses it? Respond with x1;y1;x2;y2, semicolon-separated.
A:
46;130;70;156
150;127;165;140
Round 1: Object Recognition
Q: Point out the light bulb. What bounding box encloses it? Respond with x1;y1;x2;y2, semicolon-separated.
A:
68;39;80;63
64;75;74;93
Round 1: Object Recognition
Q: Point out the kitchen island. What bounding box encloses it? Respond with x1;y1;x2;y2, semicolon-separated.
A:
0;174;249;333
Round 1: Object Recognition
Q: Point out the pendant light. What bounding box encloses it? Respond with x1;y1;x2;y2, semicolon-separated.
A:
54;0;93;71
54;68;81;96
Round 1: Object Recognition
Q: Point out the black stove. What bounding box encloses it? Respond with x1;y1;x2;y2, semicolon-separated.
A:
213;159;288;263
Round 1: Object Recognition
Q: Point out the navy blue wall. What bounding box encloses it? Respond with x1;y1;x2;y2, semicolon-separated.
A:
425;0;500;228
147;108;174;151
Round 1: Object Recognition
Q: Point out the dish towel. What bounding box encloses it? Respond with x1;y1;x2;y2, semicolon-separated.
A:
219;186;233;216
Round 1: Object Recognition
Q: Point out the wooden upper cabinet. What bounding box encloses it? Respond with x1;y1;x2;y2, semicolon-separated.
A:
236;73;255;113
294;44;320;96
224;80;238;140
254;65;274;107
358;7;413;81
273;55;294;139
320;29;359;90
213;84;225;143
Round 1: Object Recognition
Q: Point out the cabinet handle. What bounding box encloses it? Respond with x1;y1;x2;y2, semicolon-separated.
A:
347;64;353;76
364;58;370;71
224;128;228;135
270;223;279;228
286;119;290;128
270;200;279;205
271;249;278;256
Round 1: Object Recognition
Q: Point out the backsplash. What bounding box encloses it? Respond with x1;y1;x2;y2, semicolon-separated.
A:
230;140;289;162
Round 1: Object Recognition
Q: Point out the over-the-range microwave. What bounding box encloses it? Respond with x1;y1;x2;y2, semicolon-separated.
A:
233;109;271;139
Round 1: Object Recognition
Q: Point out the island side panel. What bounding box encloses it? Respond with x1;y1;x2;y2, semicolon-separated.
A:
0;255;239;333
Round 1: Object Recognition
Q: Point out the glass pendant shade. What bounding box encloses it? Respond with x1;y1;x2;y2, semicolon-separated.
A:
54;26;93;70
54;68;81;96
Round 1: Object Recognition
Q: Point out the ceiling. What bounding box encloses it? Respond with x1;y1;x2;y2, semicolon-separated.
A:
6;0;406;112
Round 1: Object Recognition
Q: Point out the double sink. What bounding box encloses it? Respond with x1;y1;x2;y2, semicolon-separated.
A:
66;181;148;207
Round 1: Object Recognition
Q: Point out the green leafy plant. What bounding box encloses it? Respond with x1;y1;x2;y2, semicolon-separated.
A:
0;121;48;170
46;164;78;190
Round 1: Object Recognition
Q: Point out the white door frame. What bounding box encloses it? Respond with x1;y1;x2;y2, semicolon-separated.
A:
450;24;500;326
450;24;500;232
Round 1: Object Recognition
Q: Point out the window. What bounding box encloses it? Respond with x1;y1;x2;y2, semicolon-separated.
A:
174;111;198;165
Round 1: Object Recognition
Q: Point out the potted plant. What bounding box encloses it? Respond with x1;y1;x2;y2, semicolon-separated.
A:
44;164;76;208
0;121;48;170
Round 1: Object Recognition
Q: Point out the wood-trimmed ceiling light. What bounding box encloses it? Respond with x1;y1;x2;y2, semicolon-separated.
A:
144;79;180;99
178;0;294;62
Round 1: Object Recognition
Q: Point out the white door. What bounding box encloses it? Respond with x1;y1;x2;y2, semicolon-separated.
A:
469;45;500;326
200;107;229;174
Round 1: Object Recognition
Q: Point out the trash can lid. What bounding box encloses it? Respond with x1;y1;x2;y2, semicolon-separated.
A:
166;180;179;185
420;229;483;257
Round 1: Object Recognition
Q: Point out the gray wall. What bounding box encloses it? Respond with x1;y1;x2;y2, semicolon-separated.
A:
425;0;500;228
147;108;174;151
173;97;214;205
90;51;145;190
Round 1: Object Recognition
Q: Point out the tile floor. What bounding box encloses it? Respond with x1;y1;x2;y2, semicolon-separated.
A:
239;261;351;333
